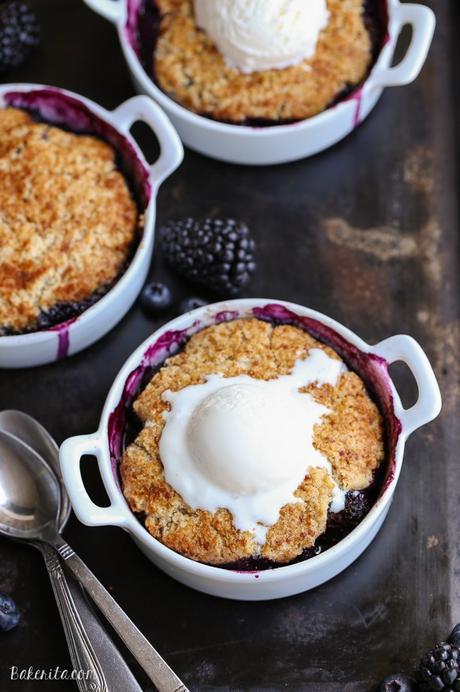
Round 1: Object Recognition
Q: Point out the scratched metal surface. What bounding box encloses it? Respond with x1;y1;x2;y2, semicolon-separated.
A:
0;1;458;690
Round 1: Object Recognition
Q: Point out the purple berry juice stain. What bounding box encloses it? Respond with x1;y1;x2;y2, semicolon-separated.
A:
345;86;364;128
214;310;240;324
49;317;78;360
341;0;390;129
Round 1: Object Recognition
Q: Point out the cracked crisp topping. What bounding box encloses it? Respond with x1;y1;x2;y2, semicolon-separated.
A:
152;0;374;123
121;319;385;565
0;107;139;334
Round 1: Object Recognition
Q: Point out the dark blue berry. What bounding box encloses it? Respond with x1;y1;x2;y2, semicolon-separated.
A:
323;491;371;546
36;300;88;330
179;297;207;314
160;218;257;296
378;674;415;691
140;282;172;315
0;594;20;632
449;624;460;648
435;645;450;661
338;491;370;526
0;1;40;72
444;668;458;685
418;643;460;690
33;285;109;333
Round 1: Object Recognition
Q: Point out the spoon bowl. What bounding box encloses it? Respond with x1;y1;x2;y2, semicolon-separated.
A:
0;410;70;530
0;430;61;540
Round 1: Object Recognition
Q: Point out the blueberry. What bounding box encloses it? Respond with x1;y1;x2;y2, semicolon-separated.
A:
0;594;20;632
378;674;416;691
140;282;173;315
179;297;208;314
449;624;460;647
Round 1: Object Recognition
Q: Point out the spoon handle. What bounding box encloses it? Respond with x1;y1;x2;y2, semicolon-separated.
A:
39;543;108;692
52;538;189;692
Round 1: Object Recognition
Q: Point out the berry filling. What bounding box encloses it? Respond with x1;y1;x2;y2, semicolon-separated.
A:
221;487;378;571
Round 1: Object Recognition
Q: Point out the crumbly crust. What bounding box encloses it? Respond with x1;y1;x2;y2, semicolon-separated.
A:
153;0;374;122
121;319;385;565
0;108;139;333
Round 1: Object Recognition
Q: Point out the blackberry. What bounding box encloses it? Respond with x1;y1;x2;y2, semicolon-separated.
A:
418;642;460;691
161;218;257;296
343;491;371;524
327;491;370;535
0;1;40;72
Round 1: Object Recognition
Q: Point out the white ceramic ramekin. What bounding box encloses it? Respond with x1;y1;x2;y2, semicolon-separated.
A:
60;299;441;601
0;83;183;368
83;0;435;165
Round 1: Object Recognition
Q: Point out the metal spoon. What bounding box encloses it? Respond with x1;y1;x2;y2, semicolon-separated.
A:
0;431;188;692
0;412;143;692
0;430;107;691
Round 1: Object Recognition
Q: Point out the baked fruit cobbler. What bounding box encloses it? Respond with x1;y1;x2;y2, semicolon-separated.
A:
136;0;385;124
0;107;140;335
121;318;385;568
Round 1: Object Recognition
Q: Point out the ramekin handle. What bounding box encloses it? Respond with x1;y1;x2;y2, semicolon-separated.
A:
82;0;122;24
112;95;184;191
372;335;441;438
60;434;127;527
370;4;435;88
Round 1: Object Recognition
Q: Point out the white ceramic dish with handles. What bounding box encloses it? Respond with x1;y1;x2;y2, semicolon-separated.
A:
83;0;435;165
60;298;441;601
0;83;183;368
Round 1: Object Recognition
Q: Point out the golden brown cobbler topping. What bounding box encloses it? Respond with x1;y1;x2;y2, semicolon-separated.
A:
121;319;385;565
0;107;139;333
153;0;374;122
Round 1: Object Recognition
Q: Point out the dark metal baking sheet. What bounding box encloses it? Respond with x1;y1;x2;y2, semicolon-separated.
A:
0;1;458;690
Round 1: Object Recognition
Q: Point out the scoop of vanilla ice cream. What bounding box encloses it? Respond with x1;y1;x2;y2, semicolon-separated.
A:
159;350;346;541
187;381;326;496
194;0;330;74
